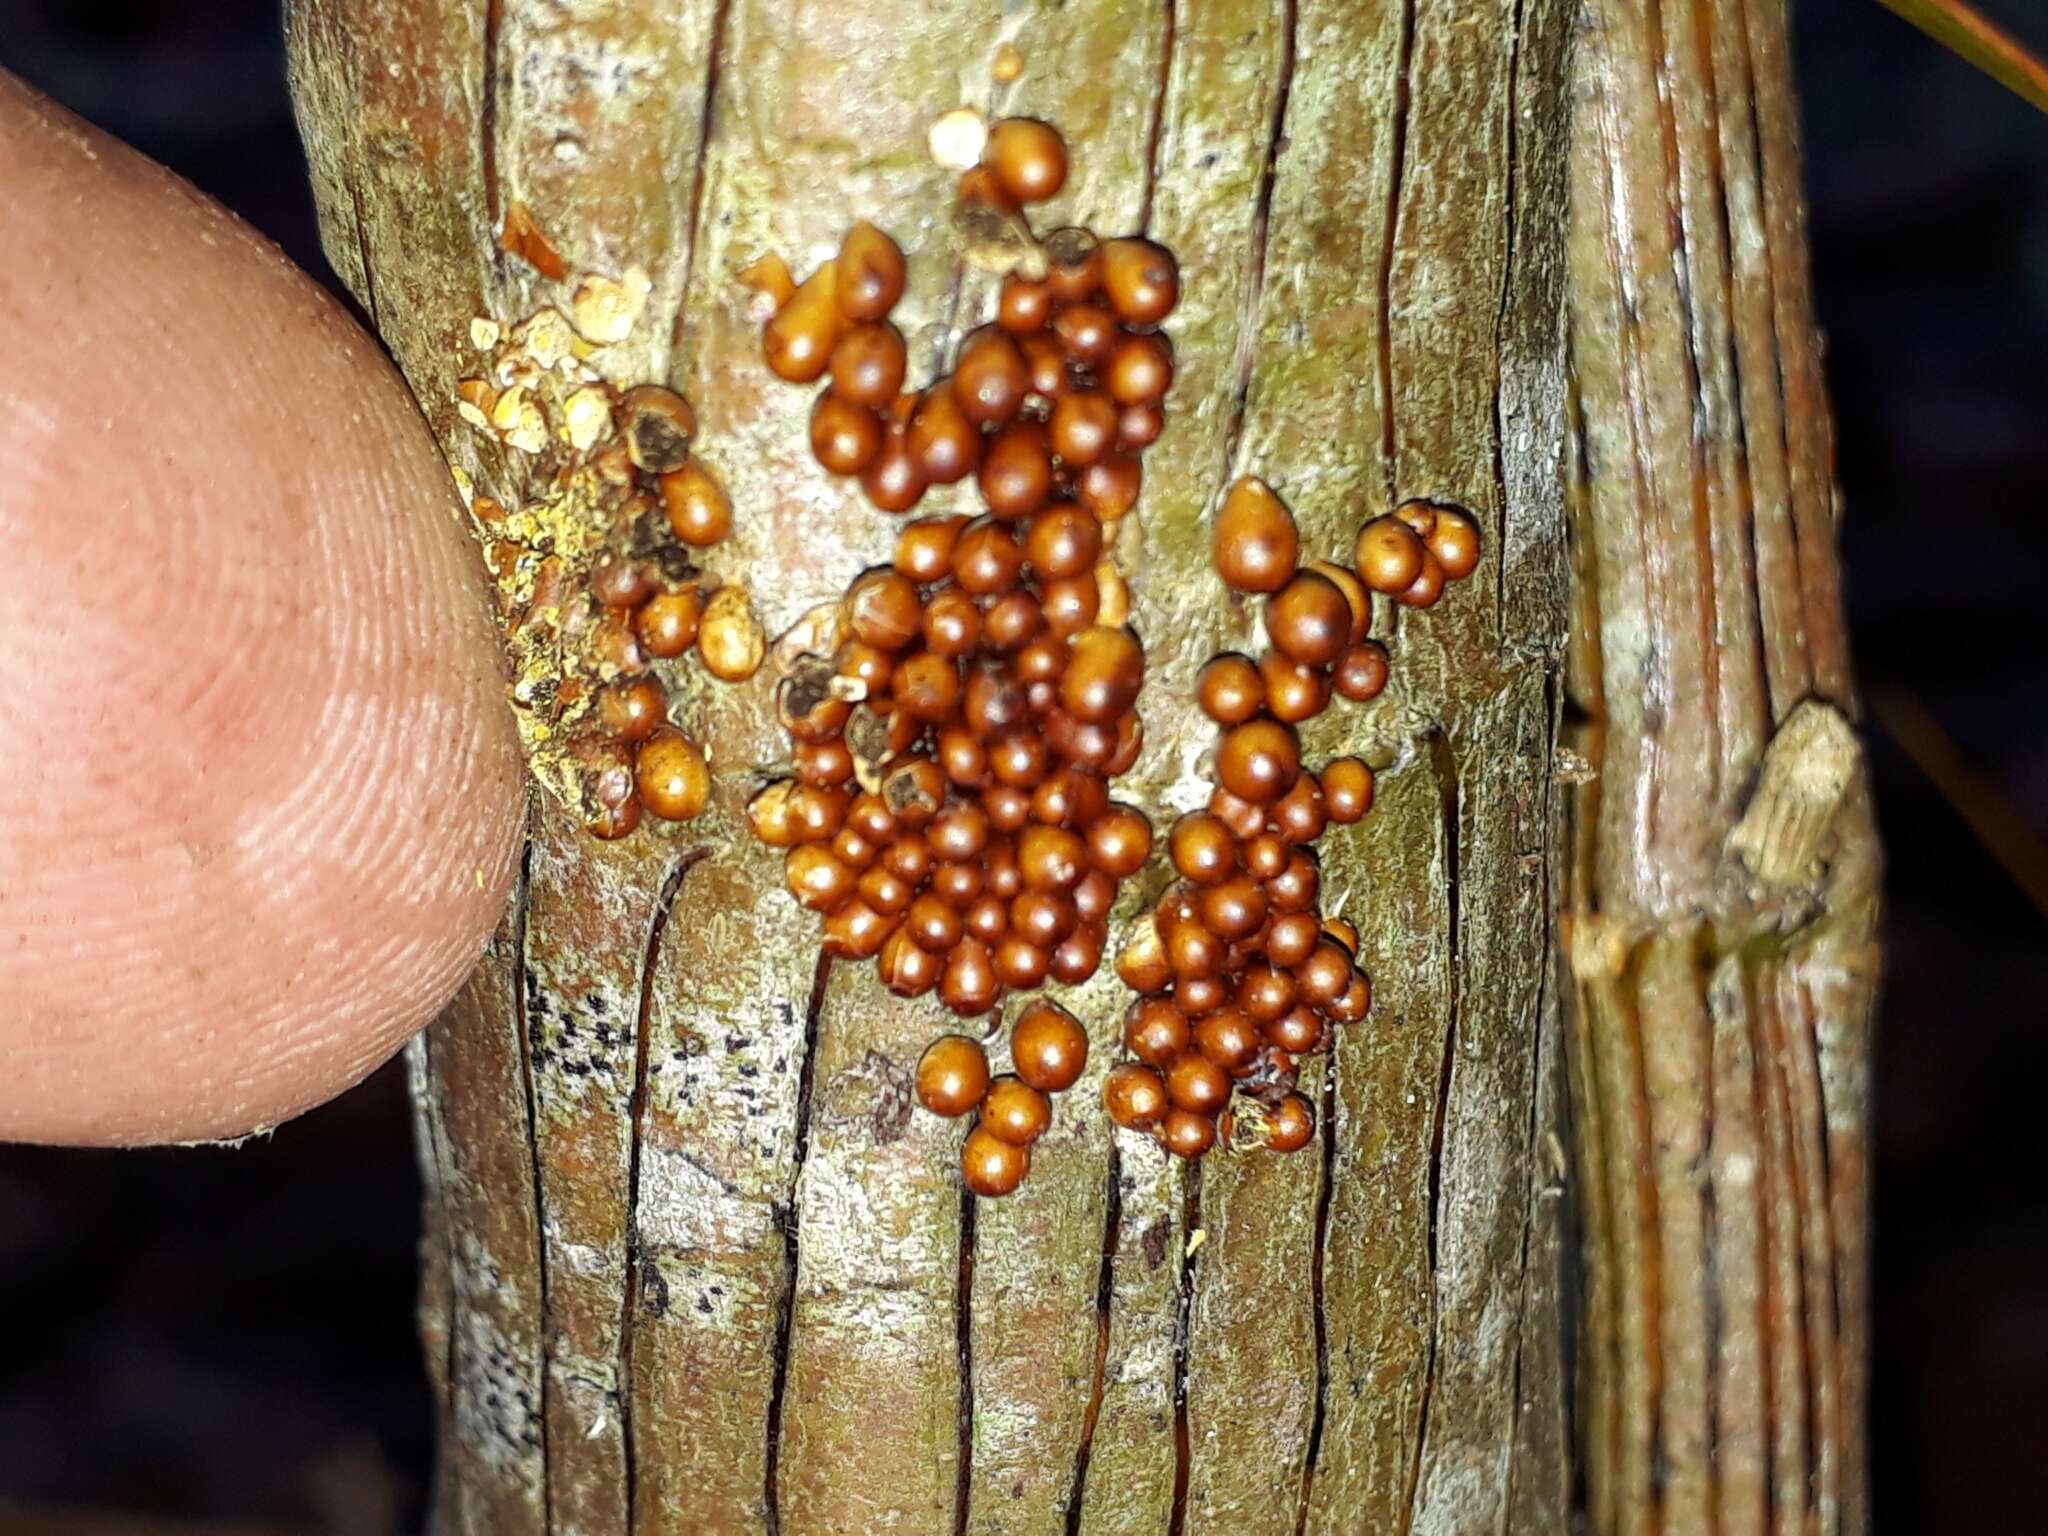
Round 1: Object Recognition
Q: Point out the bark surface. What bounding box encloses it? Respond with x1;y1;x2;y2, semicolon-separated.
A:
286;0;1873;1531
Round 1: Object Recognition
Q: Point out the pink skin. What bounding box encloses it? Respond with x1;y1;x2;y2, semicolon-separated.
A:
0;74;527;1144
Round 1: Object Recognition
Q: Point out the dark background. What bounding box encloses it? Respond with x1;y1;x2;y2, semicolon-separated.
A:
3;2;2044;1530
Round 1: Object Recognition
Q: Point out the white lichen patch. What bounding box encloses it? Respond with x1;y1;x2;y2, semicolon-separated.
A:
1727;698;1860;890
635;1144;777;1254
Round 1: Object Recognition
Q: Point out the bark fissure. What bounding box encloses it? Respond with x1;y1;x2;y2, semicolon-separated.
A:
1721;0;1809;717
1687;0;1770;792
1293;1061;1338;1536
479;0;503;227
953;1187;977;1536
1167;1161;1202;1536
1750;959;1807;1531
347;167;382;331
1218;0;1298;487
1491;0;1530;639
1377;0;1418;499
1402;731;1463;1533
620;849;708;1531
1738;55;1821;711
1591;55;1673;908
1503;768;1564;1523
1700;954;1727;1536
1649;0;1728;806
931;258;972;379
670;0;733;361
763;948;835;1536
1064;1141;1123;1535
1770;974;1837;1523
1138;0;1177;235
505;841;551;1536
1735;0;1850;702
1630;950;1668;1536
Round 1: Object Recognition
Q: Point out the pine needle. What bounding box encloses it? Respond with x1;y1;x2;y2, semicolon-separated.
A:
1869;688;2048;926
1874;0;2048;115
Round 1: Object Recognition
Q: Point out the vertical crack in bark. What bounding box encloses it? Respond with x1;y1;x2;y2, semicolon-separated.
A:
1403;733;1462;1532
1774;970;1839;1521
1138;0;1177;235
347;168;383;331
505;839;555;1533
1696;5;1777;744
671;0;734;359
1504;710;1563;1517
480;0;503;228
1573;961;1619;1533
1377;0;1417;504
1728;0;1809;715
1626;957;1669;1534
954;1186;979;1536
1166;1161;1203;1536
1794;973;1844;1386
1217;0;1297;484
1700;942;1727;1536
763;948;835;1536
1641;0;1725;801
1588;28;1675;890
1490;0;1530;640
1734;0;1845;703
1064;1141;1124;1534
1749;960;1798;1526
1293;1060;1339;1535
620;849;708;1532
1755;964;1813;1524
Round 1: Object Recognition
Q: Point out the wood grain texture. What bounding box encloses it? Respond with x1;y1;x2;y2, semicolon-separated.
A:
284;0;1870;1528
1564;1;1879;1534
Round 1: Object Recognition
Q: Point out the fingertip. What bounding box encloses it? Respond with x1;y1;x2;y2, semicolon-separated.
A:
0;74;528;1144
